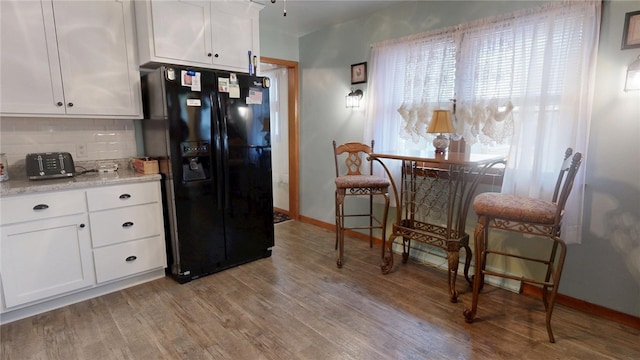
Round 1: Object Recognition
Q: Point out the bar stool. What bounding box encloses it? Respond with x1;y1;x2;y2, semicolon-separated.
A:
333;140;390;268
463;148;583;343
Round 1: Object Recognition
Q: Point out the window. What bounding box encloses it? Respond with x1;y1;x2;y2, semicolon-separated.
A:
366;1;601;244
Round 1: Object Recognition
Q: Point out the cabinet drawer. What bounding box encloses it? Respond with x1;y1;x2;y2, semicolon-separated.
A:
93;236;166;283
90;203;163;248
0;190;86;225
86;182;159;211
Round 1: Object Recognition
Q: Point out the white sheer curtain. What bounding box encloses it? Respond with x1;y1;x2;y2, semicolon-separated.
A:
366;1;601;244
364;40;407;206
490;1;601;245
365;28;459;204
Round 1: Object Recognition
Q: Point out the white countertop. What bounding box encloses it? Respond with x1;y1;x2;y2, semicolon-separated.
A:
0;162;162;197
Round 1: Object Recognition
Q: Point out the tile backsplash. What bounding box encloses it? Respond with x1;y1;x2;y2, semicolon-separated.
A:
0;117;138;166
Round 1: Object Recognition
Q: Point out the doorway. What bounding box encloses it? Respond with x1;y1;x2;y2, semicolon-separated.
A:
261;57;299;220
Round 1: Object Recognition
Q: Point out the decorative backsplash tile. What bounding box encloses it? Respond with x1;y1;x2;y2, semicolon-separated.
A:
0;117;138;166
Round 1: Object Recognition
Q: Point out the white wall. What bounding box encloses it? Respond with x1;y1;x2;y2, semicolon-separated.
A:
259;26;299;61
560;0;640;315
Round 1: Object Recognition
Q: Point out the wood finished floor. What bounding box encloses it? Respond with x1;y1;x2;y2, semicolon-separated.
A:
2;220;639;359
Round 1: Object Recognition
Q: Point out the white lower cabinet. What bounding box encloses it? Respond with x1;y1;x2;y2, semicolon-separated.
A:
0;180;166;323
87;182;166;284
1;213;93;308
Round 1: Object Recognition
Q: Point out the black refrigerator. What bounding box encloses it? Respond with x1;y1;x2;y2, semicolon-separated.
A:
141;66;274;284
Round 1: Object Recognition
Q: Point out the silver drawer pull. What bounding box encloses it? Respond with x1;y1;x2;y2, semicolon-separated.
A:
122;221;134;228
119;193;131;200
33;204;49;210
125;255;137;262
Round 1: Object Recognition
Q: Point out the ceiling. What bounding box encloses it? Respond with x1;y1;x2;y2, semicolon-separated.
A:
257;0;405;37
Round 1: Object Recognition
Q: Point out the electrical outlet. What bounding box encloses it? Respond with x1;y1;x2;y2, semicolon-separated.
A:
76;144;88;158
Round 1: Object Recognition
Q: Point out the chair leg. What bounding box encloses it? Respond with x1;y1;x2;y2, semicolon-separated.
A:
337;202;345;268
542;240;560;310
335;190;339;251
369;193;374;248
464;215;489;323
381;193;390;258
335;190;345;268
543;237;567;343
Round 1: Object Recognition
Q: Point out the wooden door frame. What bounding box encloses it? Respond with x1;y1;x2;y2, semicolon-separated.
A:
260;57;300;220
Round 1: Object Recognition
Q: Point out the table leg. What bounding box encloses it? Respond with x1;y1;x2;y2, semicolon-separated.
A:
462;242;473;285
381;233;398;274
401;237;410;263
447;250;460;303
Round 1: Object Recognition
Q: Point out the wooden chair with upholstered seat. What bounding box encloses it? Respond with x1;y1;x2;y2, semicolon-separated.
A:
333;140;390;268
463;148;583;343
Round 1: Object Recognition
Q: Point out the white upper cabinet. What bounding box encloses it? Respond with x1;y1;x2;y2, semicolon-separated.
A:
0;1;64;115
135;0;262;73
143;0;213;65
0;0;142;118
210;1;260;72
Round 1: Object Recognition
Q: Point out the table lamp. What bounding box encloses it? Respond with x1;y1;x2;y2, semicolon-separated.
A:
426;110;456;154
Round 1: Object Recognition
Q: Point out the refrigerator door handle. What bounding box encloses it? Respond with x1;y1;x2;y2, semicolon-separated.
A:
211;93;225;209
217;93;231;210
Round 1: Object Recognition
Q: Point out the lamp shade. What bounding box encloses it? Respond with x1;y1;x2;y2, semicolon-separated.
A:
426;110;456;134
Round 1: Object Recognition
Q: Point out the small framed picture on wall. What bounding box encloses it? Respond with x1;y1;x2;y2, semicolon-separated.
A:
351;62;367;84
622;10;640;50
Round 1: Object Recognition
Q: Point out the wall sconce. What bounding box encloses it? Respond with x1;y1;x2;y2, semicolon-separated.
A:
345;88;363;108
426;110;456;154
625;55;640;92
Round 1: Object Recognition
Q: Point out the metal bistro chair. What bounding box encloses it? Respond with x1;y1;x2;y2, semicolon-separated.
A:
463;148;583;343
333;141;390;268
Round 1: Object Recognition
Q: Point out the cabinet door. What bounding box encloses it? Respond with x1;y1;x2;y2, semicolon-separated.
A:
149;0;213;65
0;0;65;115
1;214;94;308
210;2;260;72
52;0;141;117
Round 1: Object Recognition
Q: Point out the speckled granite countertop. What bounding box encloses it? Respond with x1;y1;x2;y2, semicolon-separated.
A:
0;159;162;197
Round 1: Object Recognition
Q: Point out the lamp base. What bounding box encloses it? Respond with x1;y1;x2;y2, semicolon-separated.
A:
433;134;450;154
